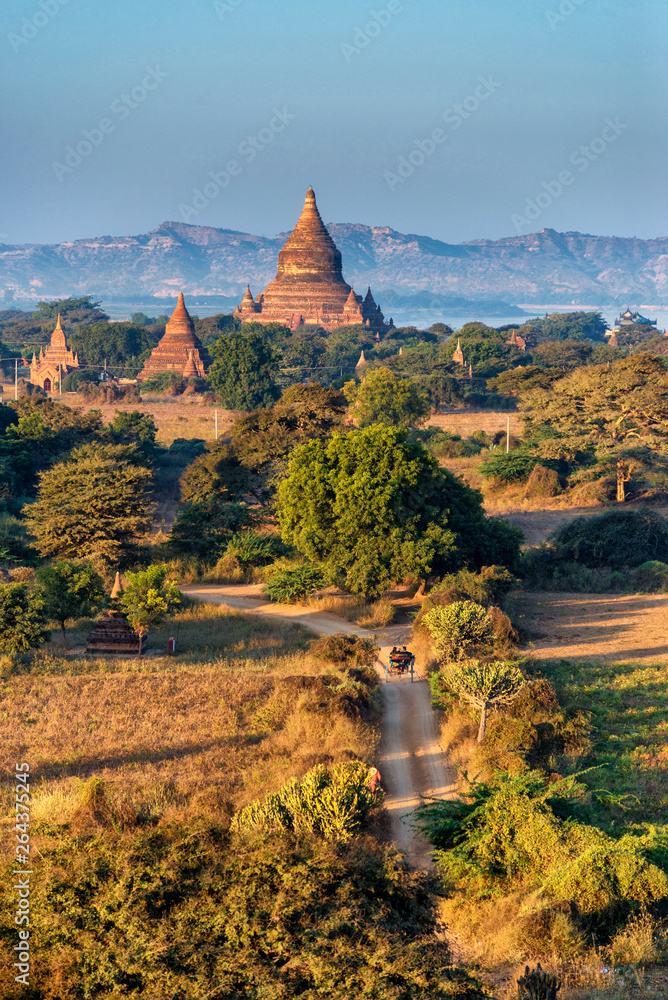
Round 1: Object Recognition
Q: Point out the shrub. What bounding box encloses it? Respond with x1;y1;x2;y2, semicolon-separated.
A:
523;464;561;500
357;597;396;628
479;451;537;484
0;582;50;652
231;761;383;841
262;565;326;603
415;770;668;914
423;600;495;660
307;633;379;668
631;560;668;592
433;566;519;606
224;530;284;567
553;507;668;569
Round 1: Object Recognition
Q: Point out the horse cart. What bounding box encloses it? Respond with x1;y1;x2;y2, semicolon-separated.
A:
387;649;415;678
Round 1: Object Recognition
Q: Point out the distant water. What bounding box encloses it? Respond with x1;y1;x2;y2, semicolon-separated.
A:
101;299;668;333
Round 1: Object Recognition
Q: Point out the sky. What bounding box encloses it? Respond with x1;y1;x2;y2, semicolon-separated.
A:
1;0;666;247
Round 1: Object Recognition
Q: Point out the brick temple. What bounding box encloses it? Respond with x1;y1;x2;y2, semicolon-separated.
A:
234;187;392;333
136;293;210;381
29;314;83;391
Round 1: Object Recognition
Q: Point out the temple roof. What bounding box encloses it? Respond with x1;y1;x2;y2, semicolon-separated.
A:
50;314;67;350
273;187;347;286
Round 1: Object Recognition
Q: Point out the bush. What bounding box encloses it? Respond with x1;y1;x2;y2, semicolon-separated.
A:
415;770;668;915
262;565;326;603
357;597;396;628
553;507;668;569
632;560;668;592
523;464;561;500
231;761;383;841
0;582;50;652
479;451;537;484
308;633;379;668
223;530;284;567
433;566;519;606
423;601;495;660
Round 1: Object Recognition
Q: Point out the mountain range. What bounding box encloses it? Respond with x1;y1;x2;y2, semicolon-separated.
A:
1;222;667;313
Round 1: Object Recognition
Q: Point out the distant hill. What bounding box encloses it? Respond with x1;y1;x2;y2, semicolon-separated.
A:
2;221;667;310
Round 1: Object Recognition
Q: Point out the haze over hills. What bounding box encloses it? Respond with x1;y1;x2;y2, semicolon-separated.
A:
1;221;667;312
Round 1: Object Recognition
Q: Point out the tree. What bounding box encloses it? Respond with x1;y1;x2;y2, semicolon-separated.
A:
276;425;517;597
422;601;495;661
343;368;430;428
119;564;181;656
169;498;261;557
0;583;50;652
36;560;105;642
108;410;157;464
69;321;156;377
208;328;280;410
531;339;592;370
521;353;668;497
487;366;560;396
437;658;526;741
24;445;154;560
35;295;108;326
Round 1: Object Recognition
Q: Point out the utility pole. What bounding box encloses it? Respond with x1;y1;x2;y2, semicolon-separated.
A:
506;414;510;453
14;358;18;401
59;364;62;396
214;409;218;439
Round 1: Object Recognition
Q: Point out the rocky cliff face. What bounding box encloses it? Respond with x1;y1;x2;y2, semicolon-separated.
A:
2;221;667;307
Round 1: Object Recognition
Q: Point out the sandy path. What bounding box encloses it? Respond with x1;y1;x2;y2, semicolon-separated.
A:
183;584;456;864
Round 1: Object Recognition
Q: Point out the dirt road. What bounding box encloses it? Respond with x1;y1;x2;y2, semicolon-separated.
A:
183;584;456;865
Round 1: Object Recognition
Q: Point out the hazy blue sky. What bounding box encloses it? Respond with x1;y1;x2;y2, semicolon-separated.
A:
1;0;665;246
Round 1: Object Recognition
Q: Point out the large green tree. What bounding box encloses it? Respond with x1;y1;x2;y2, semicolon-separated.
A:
344;368;431;428
24;445;154;560
520;353;668;499
208;327;280;410
119;564;181;656
276;425;521;597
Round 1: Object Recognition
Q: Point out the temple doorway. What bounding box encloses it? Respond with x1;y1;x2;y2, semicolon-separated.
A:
43;378;52;392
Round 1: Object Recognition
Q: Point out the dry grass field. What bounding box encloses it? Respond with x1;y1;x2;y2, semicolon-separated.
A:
64;391;236;445
0;602;379;860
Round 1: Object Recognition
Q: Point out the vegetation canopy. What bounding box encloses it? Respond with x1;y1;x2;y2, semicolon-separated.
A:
276;425;521;597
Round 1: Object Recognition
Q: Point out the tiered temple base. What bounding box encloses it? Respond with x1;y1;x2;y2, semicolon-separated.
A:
86;609;142;655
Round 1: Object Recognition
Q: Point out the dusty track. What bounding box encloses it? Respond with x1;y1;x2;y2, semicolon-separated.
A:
183;584;456;865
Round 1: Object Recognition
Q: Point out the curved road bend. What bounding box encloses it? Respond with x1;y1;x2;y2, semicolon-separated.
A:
183;584;457;866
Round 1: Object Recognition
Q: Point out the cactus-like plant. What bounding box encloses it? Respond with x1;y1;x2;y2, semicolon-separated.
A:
516;963;560;1000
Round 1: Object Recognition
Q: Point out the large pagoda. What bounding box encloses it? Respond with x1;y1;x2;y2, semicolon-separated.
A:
136;293;210;381
234;188;391;333
29;314;83;391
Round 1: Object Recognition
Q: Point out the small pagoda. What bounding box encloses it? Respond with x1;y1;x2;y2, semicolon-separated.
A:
136;293;211;381
29;314;83;391
86;573;141;655
234;188;391;333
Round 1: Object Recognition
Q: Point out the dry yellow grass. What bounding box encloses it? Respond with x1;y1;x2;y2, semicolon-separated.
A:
64;391;238;446
0;602;379;851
